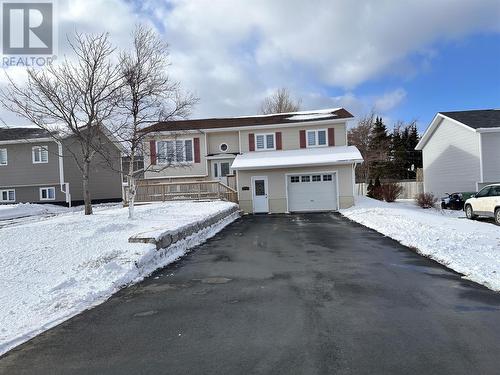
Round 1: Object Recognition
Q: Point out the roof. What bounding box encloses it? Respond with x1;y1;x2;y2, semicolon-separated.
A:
0;127;52;141
230;146;363;170
415;109;500;150
141;108;353;133
440;109;500;129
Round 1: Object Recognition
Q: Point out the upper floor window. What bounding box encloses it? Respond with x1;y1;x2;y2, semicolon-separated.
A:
157;139;193;164
255;133;275;151
0;148;7;165
0;189;15;202
32;146;48;164
307;129;327;147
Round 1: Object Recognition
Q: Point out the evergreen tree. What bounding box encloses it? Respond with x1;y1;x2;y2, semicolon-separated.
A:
369;117;391;178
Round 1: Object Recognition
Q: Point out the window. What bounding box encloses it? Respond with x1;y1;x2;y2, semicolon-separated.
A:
32;146;48;164
306;129;327;147
157;139;193;164
255;133;275;151
290;176;300;183
312;175;321;182
0;189;15;202
491;186;500;197
301;175;310;182
219;143;228;152
0;148;7;165
40;187;56;200
323;174;333;181
214;162;231;178
476;187;491;198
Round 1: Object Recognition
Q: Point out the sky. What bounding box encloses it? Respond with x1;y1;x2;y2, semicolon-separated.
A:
1;0;499;132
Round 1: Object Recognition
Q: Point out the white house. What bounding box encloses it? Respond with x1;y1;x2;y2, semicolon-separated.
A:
415;109;500;197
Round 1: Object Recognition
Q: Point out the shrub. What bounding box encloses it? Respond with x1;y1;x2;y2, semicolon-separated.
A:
381;183;403;202
366;179;375;198
415;192;438;209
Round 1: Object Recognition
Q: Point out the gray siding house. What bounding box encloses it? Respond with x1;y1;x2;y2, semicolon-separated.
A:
415;110;500;197
0;127;123;205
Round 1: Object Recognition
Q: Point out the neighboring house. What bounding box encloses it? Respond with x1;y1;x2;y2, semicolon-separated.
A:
0;127;124;205
140;108;363;213
415;109;500;197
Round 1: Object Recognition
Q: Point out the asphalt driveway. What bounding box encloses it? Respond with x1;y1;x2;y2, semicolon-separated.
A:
1;213;500;374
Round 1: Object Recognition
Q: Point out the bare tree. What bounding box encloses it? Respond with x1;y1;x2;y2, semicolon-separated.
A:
0;33;122;214
260;88;301;114
116;25;197;219
348;112;375;183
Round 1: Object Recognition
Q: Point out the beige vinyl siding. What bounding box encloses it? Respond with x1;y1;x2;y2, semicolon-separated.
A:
481;132;500;183
239;122;346;152
206;131;239;154
143;134;208;179
422;117;480;197
237;164;354;213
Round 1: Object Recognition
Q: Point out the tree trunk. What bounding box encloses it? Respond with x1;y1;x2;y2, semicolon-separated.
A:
127;154;136;220
82;161;93;215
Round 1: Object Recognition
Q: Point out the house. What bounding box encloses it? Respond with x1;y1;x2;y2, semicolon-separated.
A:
0;127;124;205
415;109;500;197
140;108;363;213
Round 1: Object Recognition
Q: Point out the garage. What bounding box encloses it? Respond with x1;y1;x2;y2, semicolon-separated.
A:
287;172;337;212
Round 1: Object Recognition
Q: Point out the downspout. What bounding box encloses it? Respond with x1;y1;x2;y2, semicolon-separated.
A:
478;131;484;190
57;141;71;207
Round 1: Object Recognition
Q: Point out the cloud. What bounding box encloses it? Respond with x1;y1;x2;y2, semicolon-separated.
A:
374;89;407;113
1;0;500;126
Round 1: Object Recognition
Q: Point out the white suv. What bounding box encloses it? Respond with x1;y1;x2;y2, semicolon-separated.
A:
464;184;500;225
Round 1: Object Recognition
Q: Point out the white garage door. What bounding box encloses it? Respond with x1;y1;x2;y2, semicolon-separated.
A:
287;173;337;212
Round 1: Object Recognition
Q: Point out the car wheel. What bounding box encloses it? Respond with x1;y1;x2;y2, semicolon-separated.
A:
495;208;500;226
465;205;476;220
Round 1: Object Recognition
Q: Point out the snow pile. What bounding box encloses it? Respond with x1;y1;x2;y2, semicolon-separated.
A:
0;201;238;355
341;196;500;291
0;203;73;221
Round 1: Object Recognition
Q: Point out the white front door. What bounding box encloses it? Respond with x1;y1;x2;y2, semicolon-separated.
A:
213;161;231;185
252;176;269;213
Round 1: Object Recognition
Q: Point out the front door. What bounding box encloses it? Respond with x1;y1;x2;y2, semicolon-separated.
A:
252;176;269;213
213;161;231;185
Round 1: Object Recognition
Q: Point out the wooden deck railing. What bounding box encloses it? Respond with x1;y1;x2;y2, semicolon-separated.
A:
130;180;238;204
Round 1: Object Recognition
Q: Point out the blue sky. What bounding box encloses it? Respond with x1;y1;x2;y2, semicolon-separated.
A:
1;0;499;133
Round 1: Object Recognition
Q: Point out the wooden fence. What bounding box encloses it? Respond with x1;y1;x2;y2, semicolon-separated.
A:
356;181;424;199
130;180;238;204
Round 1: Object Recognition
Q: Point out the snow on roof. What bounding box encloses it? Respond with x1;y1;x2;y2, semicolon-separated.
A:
231;146;363;170
232;107;342;119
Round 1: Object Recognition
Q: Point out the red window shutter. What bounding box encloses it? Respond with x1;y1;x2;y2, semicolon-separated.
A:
328;128;335;146
276;132;282;150
149;140;156;165
299;130;306;148
193;137;201;163
249;133;255;151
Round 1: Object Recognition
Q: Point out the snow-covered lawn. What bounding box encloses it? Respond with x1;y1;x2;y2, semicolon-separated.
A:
0;201;238;355
0;203;75;221
341;196;500;291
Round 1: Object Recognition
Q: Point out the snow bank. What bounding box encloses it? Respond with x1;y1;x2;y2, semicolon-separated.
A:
340;196;500;291
0;201;238;355
0;203;72;221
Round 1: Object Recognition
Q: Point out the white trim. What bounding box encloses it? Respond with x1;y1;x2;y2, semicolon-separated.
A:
285;170;339;213
156;138;194;165
0;182;60;188
32;145;49;164
251;175;269;213
306;128;328;148
0;137;54;145
233;160;360;171
201;118;349;132
0;148;7;166
39;187;56;201
416;113;478;150
478;132;484;183
206;154;237;160
238;130;242;153
0;189;16;202
255;133;276;151
476;127;500;133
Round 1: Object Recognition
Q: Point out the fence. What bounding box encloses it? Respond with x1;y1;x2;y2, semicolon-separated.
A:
356;181;424;199
129;180;238;204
